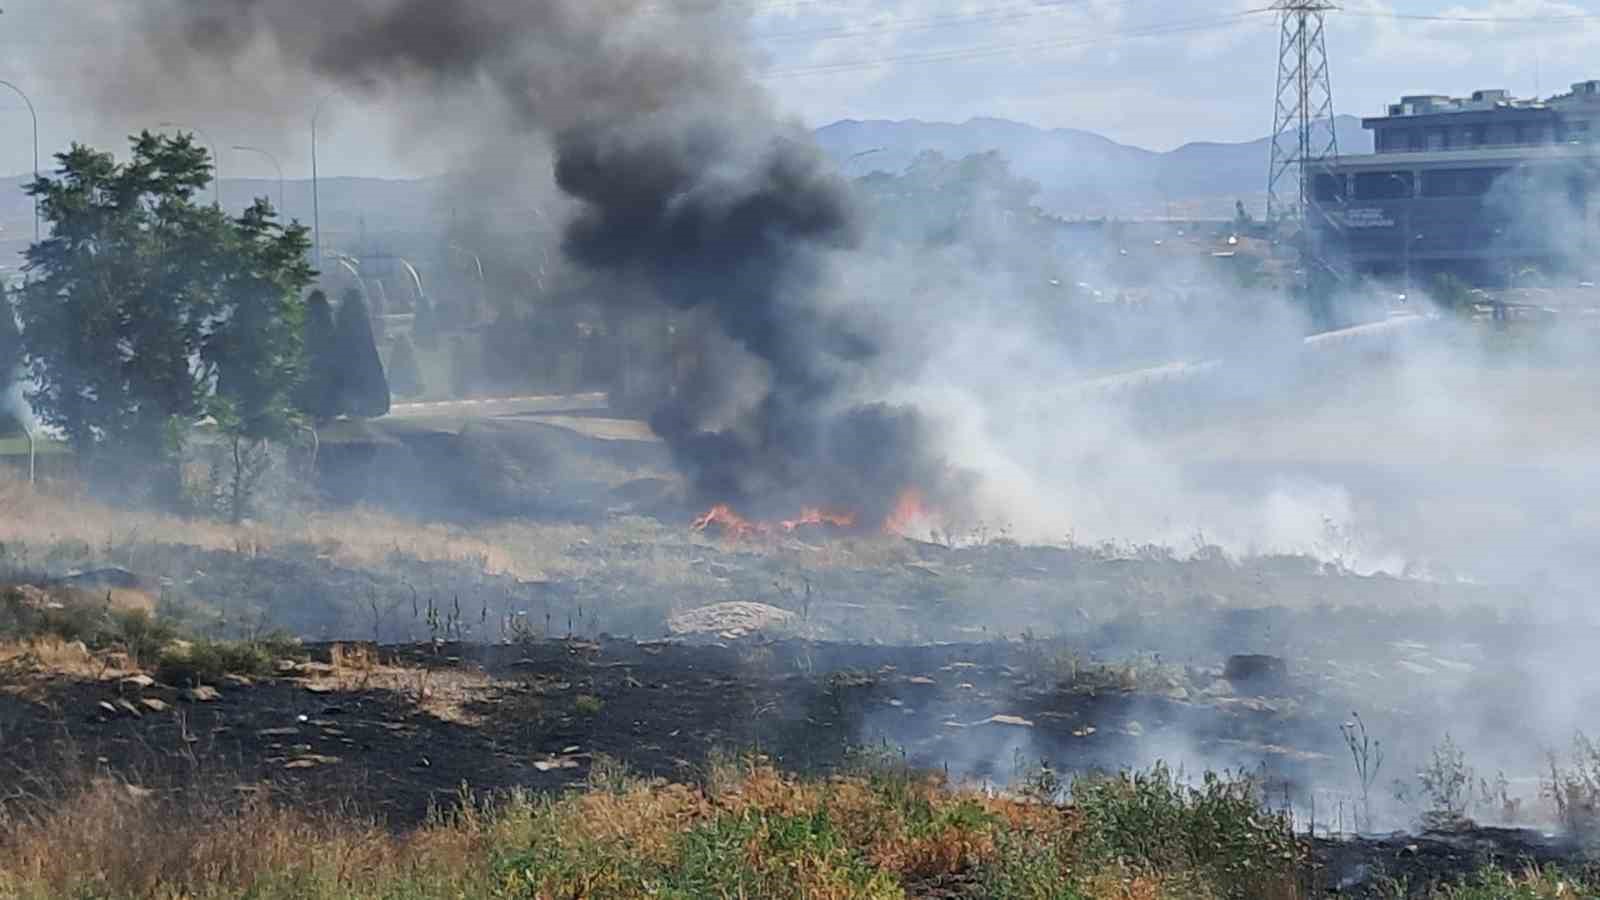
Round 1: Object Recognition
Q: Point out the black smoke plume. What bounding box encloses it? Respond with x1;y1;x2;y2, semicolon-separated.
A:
97;0;960;524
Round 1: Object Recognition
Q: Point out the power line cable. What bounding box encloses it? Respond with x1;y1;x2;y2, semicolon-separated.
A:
751;0;1137;43
1341;9;1600;24
761;9;1272;78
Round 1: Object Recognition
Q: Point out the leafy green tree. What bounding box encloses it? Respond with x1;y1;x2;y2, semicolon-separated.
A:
205;198;314;522
332;288;390;418
18;134;227;501
19;134;313;512
386;333;424;398
295;290;339;421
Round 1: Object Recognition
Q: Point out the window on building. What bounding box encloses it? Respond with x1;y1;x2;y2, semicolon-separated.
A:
1313;173;1345;202
1354;171;1414;200
1408;129;1425;151
1421;168;1506;197
1427;128;1448;150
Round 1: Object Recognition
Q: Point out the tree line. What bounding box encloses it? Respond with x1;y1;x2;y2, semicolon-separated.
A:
0;133;393;520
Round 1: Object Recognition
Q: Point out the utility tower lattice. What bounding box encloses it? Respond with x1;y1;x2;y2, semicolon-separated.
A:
1267;1;1340;224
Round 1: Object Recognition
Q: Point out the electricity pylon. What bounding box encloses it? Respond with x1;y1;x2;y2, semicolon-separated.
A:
1267;1;1340;225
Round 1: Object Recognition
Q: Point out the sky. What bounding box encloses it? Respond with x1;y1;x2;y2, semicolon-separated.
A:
0;0;1598;180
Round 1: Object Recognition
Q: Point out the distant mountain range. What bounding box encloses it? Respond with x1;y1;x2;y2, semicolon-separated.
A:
813;115;1371;220
1;116;1373;263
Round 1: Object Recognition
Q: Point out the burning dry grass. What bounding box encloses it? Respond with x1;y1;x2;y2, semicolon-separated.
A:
0;471;913;585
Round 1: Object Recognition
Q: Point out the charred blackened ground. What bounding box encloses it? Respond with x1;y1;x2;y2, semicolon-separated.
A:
2;632;1595;898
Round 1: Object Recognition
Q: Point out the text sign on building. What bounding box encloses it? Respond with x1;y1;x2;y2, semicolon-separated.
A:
1335;208;1397;229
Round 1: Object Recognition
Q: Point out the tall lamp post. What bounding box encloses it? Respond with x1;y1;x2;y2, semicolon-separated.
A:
232;145;284;212
311;93;336;269
0;79;39;243
158;121;221;207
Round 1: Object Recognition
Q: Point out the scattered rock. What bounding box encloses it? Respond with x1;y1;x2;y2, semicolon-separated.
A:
221;674;255;689
182;686;221;703
258;728;301;737
121;674;156;690
1223;654;1288;685
666;602;798;638
57;567;145;591
304;683;335;694
533;758;582;772
9;584;57;611
284;754;340;769
113;698;143;718
139;698;169;713
973;714;1034;728
1202;679;1236;698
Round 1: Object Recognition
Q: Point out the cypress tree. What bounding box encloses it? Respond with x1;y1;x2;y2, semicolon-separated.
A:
0;295;21;433
333;288;391;418
295;290;339;421
387;333;424;398
0;294;20;384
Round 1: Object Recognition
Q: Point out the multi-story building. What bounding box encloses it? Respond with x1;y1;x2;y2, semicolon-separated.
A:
1313;82;1600;285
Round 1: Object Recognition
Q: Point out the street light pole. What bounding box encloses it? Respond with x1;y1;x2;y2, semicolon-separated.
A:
159;121;221;207
232;145;284;212
311;93;335;270
0;80;39;243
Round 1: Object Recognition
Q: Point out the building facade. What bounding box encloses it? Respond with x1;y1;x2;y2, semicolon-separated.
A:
1314;82;1600;285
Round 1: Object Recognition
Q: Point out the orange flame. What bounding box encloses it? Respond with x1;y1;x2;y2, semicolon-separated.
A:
780;507;857;533
883;488;933;536
692;490;935;541
691;504;765;539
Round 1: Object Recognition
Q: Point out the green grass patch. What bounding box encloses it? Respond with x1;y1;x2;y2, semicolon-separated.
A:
155;636;300;685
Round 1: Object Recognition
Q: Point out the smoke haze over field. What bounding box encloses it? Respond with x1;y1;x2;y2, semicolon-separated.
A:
18;0;1600;847
75;0;969;524
32;0;1600;579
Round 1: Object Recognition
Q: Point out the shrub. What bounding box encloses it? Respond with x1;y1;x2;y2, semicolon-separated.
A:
1070;762;1300;897
155;638;292;685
